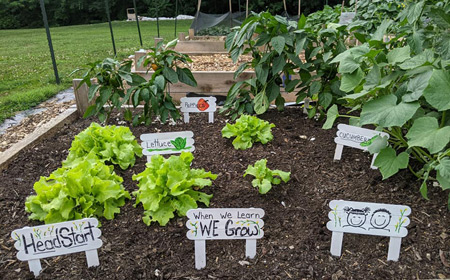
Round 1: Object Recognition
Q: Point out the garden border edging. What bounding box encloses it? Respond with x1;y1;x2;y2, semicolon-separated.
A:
0;107;79;172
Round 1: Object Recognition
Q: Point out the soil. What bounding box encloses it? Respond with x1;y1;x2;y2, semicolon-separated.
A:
0;108;449;280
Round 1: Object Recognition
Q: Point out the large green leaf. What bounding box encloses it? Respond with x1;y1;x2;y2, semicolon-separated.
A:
340;68;364;92
322;104;339;129
272;55;286;74
163;67;178;84
406;117;450;154
436;158;450;190
402;71;432;102
387;46;411;65
360;95;420;127
423;69;450;111
176;67;197;87
374;147;409;179
254;90;270;115
255;64;269;85
271;36;286;55
338;56;360;74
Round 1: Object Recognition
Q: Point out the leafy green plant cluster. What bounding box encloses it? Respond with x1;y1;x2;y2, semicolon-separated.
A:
244;159;291;194
25;123;142;224
321;0;450;207
25;153;130;224
128;39;197;125
222;114;275;150
76;39;197;125
65;122;142;170
196;26;231;36
222;12;300;117
132;152;217;226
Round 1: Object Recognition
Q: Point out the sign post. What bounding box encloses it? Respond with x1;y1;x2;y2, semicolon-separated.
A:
11;218;103;277
186;208;265;269
327;200;411;261
334;124;389;169
180;97;217;123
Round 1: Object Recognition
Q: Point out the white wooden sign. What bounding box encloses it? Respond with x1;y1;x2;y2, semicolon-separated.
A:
11;218;102;277
334;124;389;169
180;97;217;123
339;12;356;25
327;200;411;261
141;131;195;160
186;208;265;269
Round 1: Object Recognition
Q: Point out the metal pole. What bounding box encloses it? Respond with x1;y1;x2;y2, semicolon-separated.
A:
174;0;178;37
104;0;116;56
238;0;241;13
39;0;60;84
133;0;143;46
156;0;160;38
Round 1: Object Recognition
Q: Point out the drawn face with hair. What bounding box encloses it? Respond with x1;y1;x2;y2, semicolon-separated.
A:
344;207;370;228
370;209;391;229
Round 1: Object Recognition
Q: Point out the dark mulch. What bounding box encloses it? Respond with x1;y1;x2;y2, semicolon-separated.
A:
0;108;449;279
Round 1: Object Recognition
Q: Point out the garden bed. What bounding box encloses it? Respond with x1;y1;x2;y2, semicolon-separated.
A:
0;108;448;279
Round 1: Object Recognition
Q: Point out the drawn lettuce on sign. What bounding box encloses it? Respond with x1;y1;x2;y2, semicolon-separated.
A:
190;221;199;237
171;137;187;150
147;137;192;152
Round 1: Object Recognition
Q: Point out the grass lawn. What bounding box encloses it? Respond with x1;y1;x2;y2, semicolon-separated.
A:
0;20;193;124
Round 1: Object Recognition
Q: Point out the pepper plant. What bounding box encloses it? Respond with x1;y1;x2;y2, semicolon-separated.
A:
222;12;300;117
126;39;197;125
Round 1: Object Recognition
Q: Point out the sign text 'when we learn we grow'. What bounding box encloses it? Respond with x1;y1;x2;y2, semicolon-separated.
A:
186;208;264;269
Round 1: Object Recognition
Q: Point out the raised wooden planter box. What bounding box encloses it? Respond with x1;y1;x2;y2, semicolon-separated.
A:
132;50;297;102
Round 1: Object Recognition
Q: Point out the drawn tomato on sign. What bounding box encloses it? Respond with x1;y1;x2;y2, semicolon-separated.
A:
197;98;209;111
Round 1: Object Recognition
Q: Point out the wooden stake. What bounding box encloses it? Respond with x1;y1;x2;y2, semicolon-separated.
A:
195;240;206;269
246;0;249;17
330;232;344;257
283;0;287;13
246;240;257;258
298;0;301;16
341;0;345;13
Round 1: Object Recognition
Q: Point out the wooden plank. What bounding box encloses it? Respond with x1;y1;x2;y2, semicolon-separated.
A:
174;41;227;54
73;79;95;116
0;107;78;172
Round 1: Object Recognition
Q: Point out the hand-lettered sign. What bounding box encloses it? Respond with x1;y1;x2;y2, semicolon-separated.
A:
186;208;265;269
11;218;102;277
334;124;389;169
326;200;411;261
141;131;195;160
180;97;217;123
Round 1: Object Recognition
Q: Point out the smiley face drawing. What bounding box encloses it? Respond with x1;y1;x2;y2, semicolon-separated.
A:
369;208;392;231
343;207;370;230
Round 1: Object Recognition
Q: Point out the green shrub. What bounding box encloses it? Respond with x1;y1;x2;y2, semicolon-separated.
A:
133;152;217;226
25;153;130;224
65;122;142;170
244;159;291;194
222;114;275;150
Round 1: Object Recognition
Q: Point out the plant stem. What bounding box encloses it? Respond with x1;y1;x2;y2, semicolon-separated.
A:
408;164;421;179
440;111;446;128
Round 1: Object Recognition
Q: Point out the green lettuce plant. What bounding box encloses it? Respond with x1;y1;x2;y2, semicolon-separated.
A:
25;153;130;224
132;152;217;226
65;122;142;170
221;114;275;150
244;159;291;194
